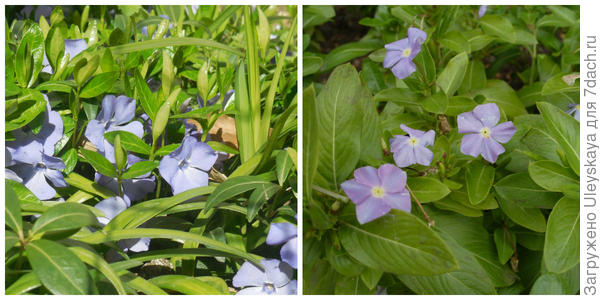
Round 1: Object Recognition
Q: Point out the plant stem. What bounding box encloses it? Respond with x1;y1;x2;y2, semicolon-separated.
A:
117;175;124;199
312;185;349;202
406;185;434;227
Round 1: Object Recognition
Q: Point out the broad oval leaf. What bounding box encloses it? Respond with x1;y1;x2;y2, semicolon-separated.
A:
79;71;119;98
494;172;561;209
5;272;41;295
465;160;495;205
528;160;579;192
5;183;23;235
479;15;516;43
544;197;580;273
422;92;448;114
407;177;451;203
32;202;98;235
122;160;160;179
26;239;91;295
322;41;382;71
339;209;458;276
479;80;527;117
530;273;568;295
81;148;117;177
437;52;468;97
496;192;546;232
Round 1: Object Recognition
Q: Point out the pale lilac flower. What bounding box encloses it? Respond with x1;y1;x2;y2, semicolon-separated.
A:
159;136;217;195
458;103;516;163
341;164;411;224
478;5;488;18
95;155;155;203
383;27;427;79
42;39;88;74
84;95;144;155
566;103;580;121
266;220;297;269
232;259;297;295
390;124;435;167
7;95;66;200
94;196;150;252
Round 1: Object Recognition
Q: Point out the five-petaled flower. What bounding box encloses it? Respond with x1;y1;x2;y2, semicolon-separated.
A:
567;103;580;122
232;259;297;295
383;27;427;79
6;95;67;200
159;136;218;195
390;124;435;167
84;95;144;159
95;154;156;204
266;219;297;269
341;164;411;224
458;103;516;163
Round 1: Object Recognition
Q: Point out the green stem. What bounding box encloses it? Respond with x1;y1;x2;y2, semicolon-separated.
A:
312;185;348;203
71;89;80;147
529;27;538;85
117;175;124;199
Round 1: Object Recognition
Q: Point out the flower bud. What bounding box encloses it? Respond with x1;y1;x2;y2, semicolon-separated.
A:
152;101;171;143
114;134;127;172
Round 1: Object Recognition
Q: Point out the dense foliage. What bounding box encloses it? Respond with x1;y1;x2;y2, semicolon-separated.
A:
5;5;297;295
303;5;580;295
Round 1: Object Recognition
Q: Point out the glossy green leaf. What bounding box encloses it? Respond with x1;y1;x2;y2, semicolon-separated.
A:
541;73;579;95
69;246;126;295
134;69;157;120
437;52;468;97
81;148;117;177
79;71;119;98
496;192;546;232
537;102;580;175
5;183;23;235
339;209;458;275
479;15;516;43
493;228;515;264
16;22;45;88
303;55;323;76
479;80;527;117
26;239;91;295
109;37;243;56
73;54;100;87
528;160;579;192
407;177;451;203
446;96;477;116
275;150;294;186
246;182;280;222
465;160;495;205
122;160;160;179
322;41;382;71
64;172;115;199
422;91;448;114
104;130;152;155
6;89;47;132
5;272;41;295
205;176;270;210
544;197;579;273
530;273;568;295
32;202;98;236
459;60;487;94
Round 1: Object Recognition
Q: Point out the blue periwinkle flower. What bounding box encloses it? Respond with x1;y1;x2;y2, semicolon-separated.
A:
84;95;144;156
158;136;218;195
458;103;516;163
232;259;297;295
7;96;67;200
42;39;88;74
390;124;435;167
95;154;155;203
94;196;150;252
383;27;427;79
478;5;488;18
567;103;580;121
266;221;297;269
341;164;411;224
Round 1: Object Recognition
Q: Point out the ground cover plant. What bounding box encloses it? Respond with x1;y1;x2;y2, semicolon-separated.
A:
5;5;297;295
303;5;580;295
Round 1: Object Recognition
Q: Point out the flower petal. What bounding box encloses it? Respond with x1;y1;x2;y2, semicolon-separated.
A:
378;164;406;194
38;95;64;155
407;27;427;46
276;280;297;295
355;196;391;224
98;95;117;122
169;166;209;195
481;137;505;163
263;259;293;288
42;153;65;170
457;111;483;133
280;237;298;269
7;139;43;165
354;166;380;187
84;120;107;151
6;169;22;183
111;121;144;139
233;261;267;288
266;222;297;245
112;96;137;125
460;133;485;158
188;140;218;171
389;135;410;152
384;38;410;51
236;287;266;295
382;189;411;213
400;124;425;138
414;145;434;166
478;5;488;18
21;166;56;200
491;121;516;143
95;196;129;225
383;50;404;69
122;177;155;203
421;130;436;146
390;58;416;79
158;155;179;182
473;103;500;128
392;143;417;168
44;169;67;188
122;237;151;252
64;39;88;60
341;179;371;205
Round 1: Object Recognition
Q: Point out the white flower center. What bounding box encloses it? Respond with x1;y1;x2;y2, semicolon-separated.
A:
262;282;277;294
402;48;412;57
480;127;491;139
371;186;385;198
408;137;419;146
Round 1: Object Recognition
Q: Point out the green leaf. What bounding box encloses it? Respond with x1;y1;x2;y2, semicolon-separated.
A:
537;102;580;175
234;62;254;162
322;41;382;71
316;64;363;189
437;52;468;97
134;69;157;120
339;209;458;275
459;60;487;94
26;239;91;295
422;91;448;114
122;160;160;179
326;242;365;277
6;89;47;132
544;197;579;273
528;160;579;192
15;22;44;88
335;276;375;295
170;105;220;120
61;148;78;174
303;5;335;28
360;267;383;290
5;272;41;295
64;172;115;199
303;55;323;76
45;25;65;70
73;54;100;87
479;80;527;117
398;231;497;294
81;148;117;177
205;176;270;209
530;273;568;295
407;177;451;203
69;246;126;295
275;150;294;186
446;96;477;116
104;130;152;155
5;183;23;235
440;31;471;53
35;80;76;93
109;37;243;56
256;8;270;58
359;84;382;162
79;71;119;98
374;88;420;106
541;73;579;95
548;5;577;26
479;15;516;43
32;202;98;236
493;228;515;264
303;85;319;200
246;182;280;222
494;172;561;209
413;46;436;84
465;160;495;205
496;192;546;232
